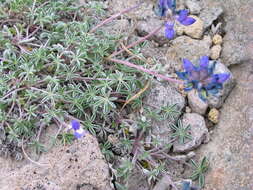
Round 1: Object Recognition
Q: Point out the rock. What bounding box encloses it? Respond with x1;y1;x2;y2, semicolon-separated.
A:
153;175;172;190
145;81;185;146
208;108;220;124
188;90;208;115
173;113;209;153
185;0;202;14
108;0;154;20
0;134;112;190
219;0;252;66
199;6;223;29
207;61;236;108
136;18;169;45
196;62;253;190
212;34;223;45
128;169;149;190
210;45;222;60
196;1;253;189
176;16;204;39
104;19;130;35
140;40;168;66
221;36;248;66
166;35;212;67
185;106;192;113
175;23;184;36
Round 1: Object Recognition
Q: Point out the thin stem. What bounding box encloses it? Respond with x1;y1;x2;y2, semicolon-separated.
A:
108;58;183;84
109;24;164;58
0;87;27;101
89;1;144;33
21;137;49;166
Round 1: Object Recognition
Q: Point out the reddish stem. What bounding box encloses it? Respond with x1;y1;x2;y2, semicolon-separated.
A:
109;24;164;58
89;1;144;33
108;58;183;84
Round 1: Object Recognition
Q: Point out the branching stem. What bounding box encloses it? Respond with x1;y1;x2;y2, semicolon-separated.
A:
89;1;144;33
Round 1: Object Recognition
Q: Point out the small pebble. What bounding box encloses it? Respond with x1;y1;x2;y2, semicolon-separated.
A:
178;84;187;97
212;34;223;45
210;45;222;60
179;16;204;39
185;106;192;113
208;108;220;124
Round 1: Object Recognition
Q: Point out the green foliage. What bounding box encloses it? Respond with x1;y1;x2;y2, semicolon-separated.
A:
116;159;133;181
0;0;145;152
170;119;192;144
100;141;114;161
161;104;181;120
29;140;46;154
146;163;165;184
190;157;209;188
57;132;74;145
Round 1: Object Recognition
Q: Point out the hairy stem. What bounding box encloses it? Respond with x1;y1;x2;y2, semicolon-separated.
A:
109;24;164;58
89;1;144;33
108;58;183;84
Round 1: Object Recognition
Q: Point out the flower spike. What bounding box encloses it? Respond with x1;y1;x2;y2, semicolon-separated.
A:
165;21;175;39
176;56;230;101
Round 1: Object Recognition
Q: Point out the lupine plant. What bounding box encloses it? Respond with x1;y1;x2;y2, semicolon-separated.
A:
154;0;196;39
0;0;222;189
176;56;230;100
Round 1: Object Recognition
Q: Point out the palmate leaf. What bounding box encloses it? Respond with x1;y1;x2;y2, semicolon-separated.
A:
170;120;192;144
161;103;181;120
190;157;209;188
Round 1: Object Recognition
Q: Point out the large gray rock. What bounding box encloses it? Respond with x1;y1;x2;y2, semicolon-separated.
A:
0;134;112;190
173;113;209;153
199;6;223;29
166;35;212;68
185;0;202;14
145;81;185;146
207;61;236;108
200;0;253;66
221;37;248;66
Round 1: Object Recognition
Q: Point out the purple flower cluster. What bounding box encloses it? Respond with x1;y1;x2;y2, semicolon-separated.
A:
176;56;230;100
71;120;85;139
155;0;196;39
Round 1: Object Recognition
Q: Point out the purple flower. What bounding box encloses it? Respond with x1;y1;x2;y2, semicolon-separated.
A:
163;10;195;39
154;0;196;39
165;22;175;39
176;10;196;26
176;56;230;100
71;120;85;139
71;120;80;130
